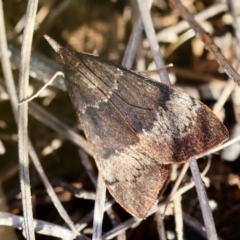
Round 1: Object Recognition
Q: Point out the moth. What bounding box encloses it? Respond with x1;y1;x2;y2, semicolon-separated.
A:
44;35;228;218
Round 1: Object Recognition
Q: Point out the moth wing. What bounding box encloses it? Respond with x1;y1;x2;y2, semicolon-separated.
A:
72;53;228;164
71;91;172;218
66;81;172;217
50;44;228;217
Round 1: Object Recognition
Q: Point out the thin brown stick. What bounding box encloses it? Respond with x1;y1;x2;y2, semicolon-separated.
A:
121;16;142;69
189;157;218;240
143;3;227;45
102;217;142;240
137;0;171;85
121;0;146;69
76;200;115;232
155;210;167;240
183;212;223;240
169;0;240;85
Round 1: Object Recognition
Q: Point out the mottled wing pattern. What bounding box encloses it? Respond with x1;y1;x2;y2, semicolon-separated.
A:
66;82;173;217
45;36;228;218
67;52;228;164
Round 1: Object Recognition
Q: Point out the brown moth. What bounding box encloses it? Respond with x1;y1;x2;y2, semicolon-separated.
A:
44;35;228;218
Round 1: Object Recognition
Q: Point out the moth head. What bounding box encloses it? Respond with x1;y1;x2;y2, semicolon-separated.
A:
44;35;65;63
55;54;65;65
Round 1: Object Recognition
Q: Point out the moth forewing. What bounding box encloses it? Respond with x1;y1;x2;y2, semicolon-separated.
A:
44;35;228;218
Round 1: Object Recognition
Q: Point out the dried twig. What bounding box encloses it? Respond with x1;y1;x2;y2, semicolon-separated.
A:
171;166;183;240
17;0;39;239
174;195;183;240
144;3;227;45
163;163;189;214
169;0;240;85
121;15;143;69
102;217;142;240
189;157;218;240
0;212;84;240
28;141;81;237
183;212;224;240
155;210;167;240
0;1;18;118
0;0;81;237
92;175;106;240
137;0;170;85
